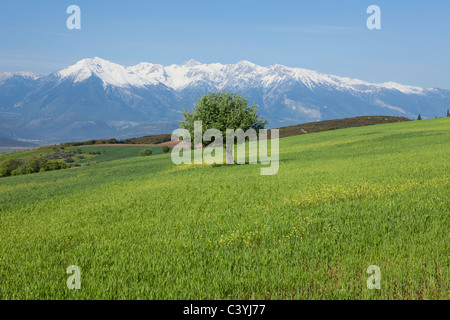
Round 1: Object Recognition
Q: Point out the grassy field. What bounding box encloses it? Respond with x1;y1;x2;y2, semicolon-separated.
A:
0;145;164;164
77;145;165;162
0;118;449;299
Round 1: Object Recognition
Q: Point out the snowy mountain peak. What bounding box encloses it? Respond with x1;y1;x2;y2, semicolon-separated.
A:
130;62;163;72
236;60;258;68
56;57;158;87
182;59;202;67
79;56;109;66
379;81;428;95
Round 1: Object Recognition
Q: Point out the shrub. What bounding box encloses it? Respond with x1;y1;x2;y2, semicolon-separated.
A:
139;149;153;156
0;158;24;177
64;157;74;163
84;161;98;166
162;146;170;153
10;168;22;176
21;157;48;174
46;160;67;171
0;156;70;178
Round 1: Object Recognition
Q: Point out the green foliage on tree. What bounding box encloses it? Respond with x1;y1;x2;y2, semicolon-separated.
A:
417;114;422;120
447;109;450;117
162;146;170;153
0;158;24;177
179;91;268;148
0;157;67;178
139;149;153;156
19;157;48;174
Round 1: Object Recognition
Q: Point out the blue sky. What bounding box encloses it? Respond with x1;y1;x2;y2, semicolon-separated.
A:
1;0;449;89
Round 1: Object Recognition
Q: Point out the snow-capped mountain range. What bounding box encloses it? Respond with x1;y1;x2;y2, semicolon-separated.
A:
1;57;449;143
56;57;429;94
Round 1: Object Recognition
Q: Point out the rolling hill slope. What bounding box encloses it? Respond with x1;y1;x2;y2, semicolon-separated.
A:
0;118;448;299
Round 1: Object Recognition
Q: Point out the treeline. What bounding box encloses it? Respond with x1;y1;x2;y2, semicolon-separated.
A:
40;134;172;150
127;134;172;145
0;157;67;177
0;148;97;178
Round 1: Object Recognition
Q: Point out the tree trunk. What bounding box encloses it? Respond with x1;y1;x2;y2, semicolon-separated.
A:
226;148;235;164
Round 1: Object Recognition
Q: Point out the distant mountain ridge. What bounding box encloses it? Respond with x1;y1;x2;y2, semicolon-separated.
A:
1;57;449;143
0;136;37;147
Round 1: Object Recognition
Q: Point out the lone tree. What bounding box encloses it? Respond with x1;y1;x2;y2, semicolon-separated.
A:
179;91;268;164
447;109;450;117
417;114;422;120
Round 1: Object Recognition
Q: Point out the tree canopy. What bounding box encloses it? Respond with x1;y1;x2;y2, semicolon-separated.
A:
179;91;268;147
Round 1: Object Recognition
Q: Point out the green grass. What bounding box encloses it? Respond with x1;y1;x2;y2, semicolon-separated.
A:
0;148;51;162
72;145;164;163
0;145;163;165
0;118;449;299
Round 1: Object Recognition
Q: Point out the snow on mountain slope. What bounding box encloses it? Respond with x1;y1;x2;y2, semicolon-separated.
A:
126;58;430;95
0;72;42;83
56;57;158;88
51;57;433;95
127;59;227;90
